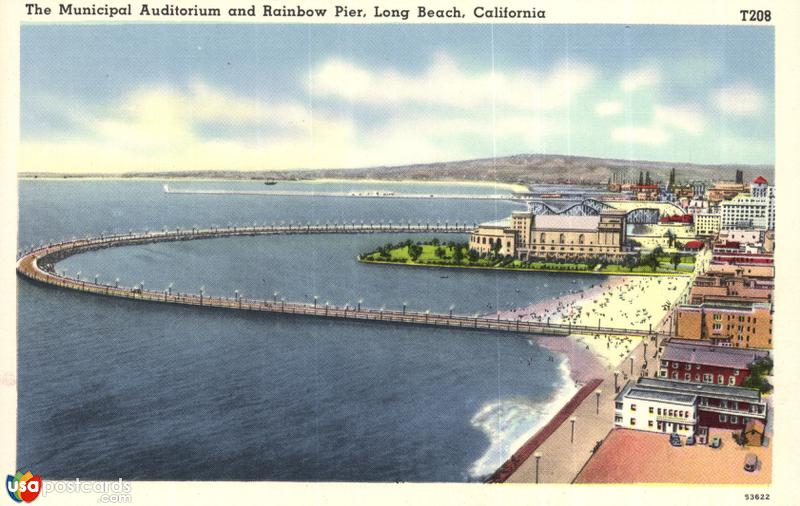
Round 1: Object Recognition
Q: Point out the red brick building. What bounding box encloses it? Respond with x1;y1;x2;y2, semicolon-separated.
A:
659;339;769;386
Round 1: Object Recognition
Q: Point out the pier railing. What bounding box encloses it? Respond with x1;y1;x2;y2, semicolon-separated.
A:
16;224;673;339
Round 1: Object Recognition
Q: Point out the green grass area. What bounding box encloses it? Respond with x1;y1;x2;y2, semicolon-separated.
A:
359;241;694;276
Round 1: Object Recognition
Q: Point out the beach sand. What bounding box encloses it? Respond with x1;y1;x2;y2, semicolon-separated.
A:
494;275;692;370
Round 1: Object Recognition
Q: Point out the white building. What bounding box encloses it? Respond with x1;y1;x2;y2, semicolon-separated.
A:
694;212;721;237
719;176;775;231
614;381;698;436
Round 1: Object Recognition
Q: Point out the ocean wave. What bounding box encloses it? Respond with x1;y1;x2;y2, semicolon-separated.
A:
467;358;578;480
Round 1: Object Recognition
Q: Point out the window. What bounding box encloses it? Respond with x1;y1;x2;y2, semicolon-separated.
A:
703;373;713;383
713;314;722;321
695;373;701;381
685;363;691;371
712;323;722;330
719;414;728;422
731;416;738;424
648;421;654;427
649;407;654;414
685;373;691;381
630;418;636;426
614;415;622;423
615;402;623;410
729;376;736;385
540;233;546;243
578;234;585;245
672;372;679;379
559;233;565;244
672;362;678;369
718;375;725;384
630;404;637;412
657;408;662;415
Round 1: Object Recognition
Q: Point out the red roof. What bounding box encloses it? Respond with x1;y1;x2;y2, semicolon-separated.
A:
753;176;768;184
684;240;704;249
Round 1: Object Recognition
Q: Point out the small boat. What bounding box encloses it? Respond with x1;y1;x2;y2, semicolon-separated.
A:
440;275;449;279
263;180;278;185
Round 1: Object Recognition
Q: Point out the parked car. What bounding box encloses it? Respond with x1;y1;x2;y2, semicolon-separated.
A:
744;453;758;472
710;436;722;449
669;434;682;447
686;435;696;446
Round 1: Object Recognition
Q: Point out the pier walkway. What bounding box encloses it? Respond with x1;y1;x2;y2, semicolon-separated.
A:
17;223;672;340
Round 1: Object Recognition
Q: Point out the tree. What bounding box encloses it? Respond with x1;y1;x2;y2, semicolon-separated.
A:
408;244;423;261
434;246;446;259
664;229;675;248
453;245;464;263
490;239;502;257
670;252;682;270
467;249;479;262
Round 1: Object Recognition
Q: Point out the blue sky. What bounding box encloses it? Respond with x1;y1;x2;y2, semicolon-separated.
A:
20;24;774;172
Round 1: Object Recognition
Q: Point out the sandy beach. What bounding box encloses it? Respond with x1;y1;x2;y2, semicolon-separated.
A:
494;275;691;370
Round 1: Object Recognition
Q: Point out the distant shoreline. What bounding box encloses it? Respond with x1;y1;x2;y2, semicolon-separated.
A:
18;175;528;192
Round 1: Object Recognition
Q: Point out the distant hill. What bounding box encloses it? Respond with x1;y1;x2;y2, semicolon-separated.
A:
20;153;774;186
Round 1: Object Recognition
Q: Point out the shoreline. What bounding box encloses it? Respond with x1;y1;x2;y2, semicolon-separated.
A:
359;258;691;277
18;175;529;192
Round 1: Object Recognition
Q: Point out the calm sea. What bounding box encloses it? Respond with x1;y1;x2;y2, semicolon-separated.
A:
17;179;605;482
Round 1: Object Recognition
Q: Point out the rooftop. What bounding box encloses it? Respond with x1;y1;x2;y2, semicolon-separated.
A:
533;214;601;231
753;176;768;184
662;340;769;370
636;377;762;403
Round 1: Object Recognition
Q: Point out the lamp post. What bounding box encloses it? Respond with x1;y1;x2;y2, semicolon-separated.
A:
595;390;602;415
570;417;577;443
534;452;542;484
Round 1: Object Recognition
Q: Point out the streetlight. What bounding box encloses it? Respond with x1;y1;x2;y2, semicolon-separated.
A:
570;417;577;443
534;452;542;483
595;390;602;415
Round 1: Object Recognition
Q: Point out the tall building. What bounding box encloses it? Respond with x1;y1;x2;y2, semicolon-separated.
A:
469;208;632;261
719;176;775;230
675;301;773;349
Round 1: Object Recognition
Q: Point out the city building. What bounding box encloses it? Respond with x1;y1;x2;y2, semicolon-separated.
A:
707;182;747;205
614;377;768;440
659;338;769;386
719;177;775;230
469;208;633;261
694;212;721;237
706;262;774;280
689;269;773;305
675;301;773;349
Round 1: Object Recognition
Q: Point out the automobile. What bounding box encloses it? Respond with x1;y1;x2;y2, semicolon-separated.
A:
744;453;758;472
686;435;696;446
669;434;682;447
710;436;722;449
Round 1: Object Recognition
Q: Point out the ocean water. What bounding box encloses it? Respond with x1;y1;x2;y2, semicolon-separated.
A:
17;179;604;482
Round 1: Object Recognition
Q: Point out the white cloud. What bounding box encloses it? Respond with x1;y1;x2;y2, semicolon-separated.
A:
20;80;566;173
595;101;623;117
311;53;597;112
611;126;669;146
713;84;766;116
620;66;661;92
654;105;705;135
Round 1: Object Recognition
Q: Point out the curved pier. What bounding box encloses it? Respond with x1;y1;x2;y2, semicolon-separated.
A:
16;223;669;339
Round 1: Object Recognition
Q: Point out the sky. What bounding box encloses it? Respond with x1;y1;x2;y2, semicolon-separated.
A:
20;24;774;173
